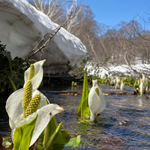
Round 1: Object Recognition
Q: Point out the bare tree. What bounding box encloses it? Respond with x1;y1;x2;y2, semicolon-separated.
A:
32;0;65;23
65;1;84;34
29;0;84;33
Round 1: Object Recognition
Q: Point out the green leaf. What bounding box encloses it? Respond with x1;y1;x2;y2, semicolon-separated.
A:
43;116;65;146
36;145;44;150
13;115;38;150
72;81;74;87
92;76;97;80
52;130;71;150
135;85;139;89
2;137;11;148
60;130;71;143
65;135;81;148
78;95;90;118
45;122;63;149
78;69;90;118
82;96;90;117
8;76;17;92
44;121;71;150
147;80;150;86
43;100;68;147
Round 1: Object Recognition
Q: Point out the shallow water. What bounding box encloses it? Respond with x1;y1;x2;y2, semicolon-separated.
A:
1;85;150;149
45;85;150;150
0;102;10;136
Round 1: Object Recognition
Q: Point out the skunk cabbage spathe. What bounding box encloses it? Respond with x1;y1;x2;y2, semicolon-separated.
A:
88;80;106;122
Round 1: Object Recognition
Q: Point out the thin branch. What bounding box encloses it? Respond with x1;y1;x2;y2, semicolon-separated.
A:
28;6;78;58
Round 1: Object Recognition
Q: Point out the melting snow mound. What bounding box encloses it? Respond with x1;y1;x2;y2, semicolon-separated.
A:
0;0;87;74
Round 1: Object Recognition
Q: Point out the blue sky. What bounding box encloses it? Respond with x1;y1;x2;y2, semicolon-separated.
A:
80;0;150;29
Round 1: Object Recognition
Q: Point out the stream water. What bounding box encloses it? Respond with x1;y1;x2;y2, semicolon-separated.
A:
1;85;150;150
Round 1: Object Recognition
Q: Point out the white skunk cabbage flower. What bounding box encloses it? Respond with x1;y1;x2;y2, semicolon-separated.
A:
12;103;64;146
139;74;147;95
110;76;116;86
146;86;149;93
24;60;46;91
120;80;124;90
6;60;46;129
140;80;145;95
88;80;106;122
142;73;146;81
5;59;65;146
101;74;106;80
115;77;120;89
141;73;146;87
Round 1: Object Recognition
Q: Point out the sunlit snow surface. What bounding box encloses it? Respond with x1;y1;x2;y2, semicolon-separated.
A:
87;63;150;77
0;0;87;74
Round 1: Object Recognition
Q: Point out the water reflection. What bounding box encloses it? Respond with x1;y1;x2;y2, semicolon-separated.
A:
138;98;143;107
0;102;10;136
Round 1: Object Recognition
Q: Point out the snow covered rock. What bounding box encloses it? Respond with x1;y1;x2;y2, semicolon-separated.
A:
0;0;87;74
86;63;150;78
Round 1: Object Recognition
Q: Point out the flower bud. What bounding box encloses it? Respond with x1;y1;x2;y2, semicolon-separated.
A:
28;64;35;80
22;80;32;111
23;93;41;118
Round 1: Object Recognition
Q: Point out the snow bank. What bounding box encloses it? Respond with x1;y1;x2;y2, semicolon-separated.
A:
0;0;87;74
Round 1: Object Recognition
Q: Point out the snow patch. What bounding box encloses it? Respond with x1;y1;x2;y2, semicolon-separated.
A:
86;63;150;77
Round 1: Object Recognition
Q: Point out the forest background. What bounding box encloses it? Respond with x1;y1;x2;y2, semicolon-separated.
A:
28;0;150;76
